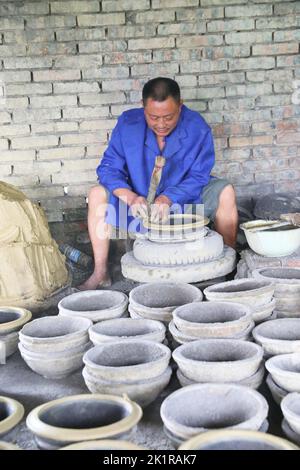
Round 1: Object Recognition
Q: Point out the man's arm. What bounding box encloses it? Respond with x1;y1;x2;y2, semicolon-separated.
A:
160;130;215;206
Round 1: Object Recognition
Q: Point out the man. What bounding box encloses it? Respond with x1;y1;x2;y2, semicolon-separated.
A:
79;77;238;290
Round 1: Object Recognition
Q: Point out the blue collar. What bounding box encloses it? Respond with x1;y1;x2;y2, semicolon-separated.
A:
144;106;188;158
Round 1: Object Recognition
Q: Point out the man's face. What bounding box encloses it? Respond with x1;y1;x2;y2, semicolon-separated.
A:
143;97;182;138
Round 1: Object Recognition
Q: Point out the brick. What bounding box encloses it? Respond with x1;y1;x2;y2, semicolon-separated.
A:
225;31;272;45
208;19;254;32
155;0;198;6
31;122;78;134
62;107;109;119
54;56;103;69
0;2;49;15
62;183;93;197
212;123;250;137
199;112;223;124
0;112;11;124
247;69;293;82
0;139;9;150
56;29;105;42
257;94;291;107
51;1;99;13
52;170;97;184
53;82;99;94
229;136;273;148
0;71;31;84
6;83;52;96
26;16;76;29
30;95;77;109
131;63;179;77
86;144;108;157
198;72;245;86
275;2;300;15
79;120;116;131
0;164;13;176
0;124;30;136
33;70;81;82
277;55;300;67
202;45;250;59
201;0;248;4
63;158;100;171
158;23;206;36
27;43;76;56
274;82;294;93
2;175;39;186
60;133;107;145
0;44;26;57
252;122;276;134
77;13;125;27
4;57;53;69
184;101;207;113
255;169;300;183
1;97;28;109
103;0;150;11
226;83;272;97
128;37;175;50
4;30;54;44
223;109;272;123
176;7;224;20
225;5;272;17
78;40;127;54
79;92;126;106
184;87;225;99
102;78;145;92
135;10;175;23
38;147;84;160
253;43;299;56
107;25;155;39
229;57;275;71
274;30;300;42
23;186;64;200
13;161;62;176
110;104;140;116
11;136;59;150
256;16;300;29
223;148;251;160
0;149;35;162
82;65;129;80
276;131;300;145
0;18;24;30
181;59;227;73
13;108;61;123
152;49;198;62
177;35;223;47
175;75;197;87
104;51;152;65
209;97;255;111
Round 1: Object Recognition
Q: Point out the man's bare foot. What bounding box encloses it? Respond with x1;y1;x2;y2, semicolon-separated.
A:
77;271;112;291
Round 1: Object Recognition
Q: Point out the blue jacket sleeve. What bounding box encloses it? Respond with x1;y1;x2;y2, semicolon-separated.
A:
161;130;215;205
97;116;132;193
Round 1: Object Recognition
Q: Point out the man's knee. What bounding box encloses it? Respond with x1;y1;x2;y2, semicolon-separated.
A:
219;184;236;209
88;185;108;205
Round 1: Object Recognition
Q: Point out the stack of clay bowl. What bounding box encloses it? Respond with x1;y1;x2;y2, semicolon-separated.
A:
82;339;172;408
253;319;300;404
265;352;300;407
169;301;254;346
128;282;202;324
18;316;92;379
89;317;166;346
173;339;264;390
160;383;269;447
61;440;145;450
281;392;300;445
0;396;24;441
178;429;298;450
58;290;128;323
252;268;300;319
204;278;275;324
26;393;142;449
0;307;32;362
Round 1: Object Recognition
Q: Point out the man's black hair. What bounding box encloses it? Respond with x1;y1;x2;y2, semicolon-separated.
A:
142;77;181;104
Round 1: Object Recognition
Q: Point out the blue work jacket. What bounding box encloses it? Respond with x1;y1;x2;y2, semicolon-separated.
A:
97;104;215;230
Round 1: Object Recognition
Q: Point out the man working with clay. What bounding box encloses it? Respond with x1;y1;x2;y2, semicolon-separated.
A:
79;77;238;290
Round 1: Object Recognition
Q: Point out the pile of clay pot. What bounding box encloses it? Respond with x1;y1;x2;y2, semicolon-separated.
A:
0;307;32;364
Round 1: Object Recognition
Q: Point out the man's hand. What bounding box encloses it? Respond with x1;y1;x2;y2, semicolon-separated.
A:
130;195;149;219
150;195;172;223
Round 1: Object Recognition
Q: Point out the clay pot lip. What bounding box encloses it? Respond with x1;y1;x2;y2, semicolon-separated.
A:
281;392;300;423
0;396;24;436
266;352;300;376
204;278;275;298
172;339;263;366
0;307;32;333
18;340;91;361
173;301;252;328
26;394;142;441
160;383;268;437
89;317;166;341
253;318;300;344
83;339;171;372
58;290;128;314
253;267;300;284
129;282;203;312
0;441;21;450
60;439;146;450
178;429;299;451
19;315;92;344
143;213;209;232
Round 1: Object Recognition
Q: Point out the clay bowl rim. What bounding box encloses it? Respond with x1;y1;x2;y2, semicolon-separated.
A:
203;278;275;299
252;267;300;285
253;318;300;346
58;290;128;315
266;352;300;380
178;429;299;450
0;396;24;436
26;394;142;441
89;317;166;343
143;213;209;232
0;307;32;333
60;439;146;450
281;392;300;428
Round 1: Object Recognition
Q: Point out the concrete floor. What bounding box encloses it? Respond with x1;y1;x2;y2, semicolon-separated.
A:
0;245;288;450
